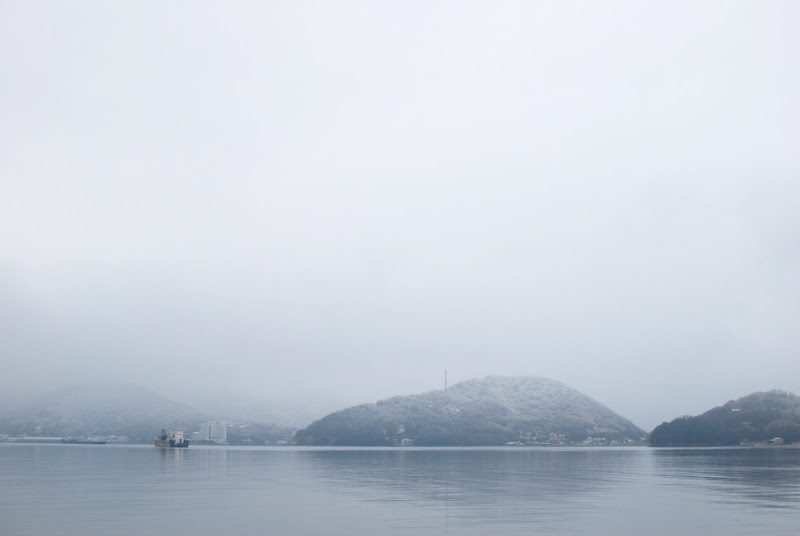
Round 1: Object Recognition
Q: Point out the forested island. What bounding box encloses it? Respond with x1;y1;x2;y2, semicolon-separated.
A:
650;391;800;447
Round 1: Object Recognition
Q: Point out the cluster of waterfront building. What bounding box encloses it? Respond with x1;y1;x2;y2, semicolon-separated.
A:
190;421;228;444
0;421;229;445
386;430;646;447
740;437;785;446
502;433;645;447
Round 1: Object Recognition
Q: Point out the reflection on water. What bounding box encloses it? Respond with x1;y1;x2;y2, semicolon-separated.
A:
304;448;640;529
2;445;800;535
651;448;800;509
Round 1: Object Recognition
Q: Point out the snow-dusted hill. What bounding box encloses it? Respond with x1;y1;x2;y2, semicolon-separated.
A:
295;376;645;446
650;390;800;446
0;382;205;441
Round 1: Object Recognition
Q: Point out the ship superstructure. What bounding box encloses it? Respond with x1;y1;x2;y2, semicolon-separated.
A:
154;429;189;448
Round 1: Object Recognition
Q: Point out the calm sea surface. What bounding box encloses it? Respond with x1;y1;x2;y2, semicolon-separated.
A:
2;444;800;535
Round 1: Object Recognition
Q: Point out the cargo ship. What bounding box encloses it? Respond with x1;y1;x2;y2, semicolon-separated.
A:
154;429;189;448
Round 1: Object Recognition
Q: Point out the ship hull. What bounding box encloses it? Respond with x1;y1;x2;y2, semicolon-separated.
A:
154;439;189;448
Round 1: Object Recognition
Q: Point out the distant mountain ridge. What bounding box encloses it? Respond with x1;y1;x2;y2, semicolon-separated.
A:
295;376;645;446
650;390;800;446
0;382;204;442
0;381;296;444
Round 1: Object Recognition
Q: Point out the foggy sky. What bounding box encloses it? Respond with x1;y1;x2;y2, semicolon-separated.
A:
1;0;798;430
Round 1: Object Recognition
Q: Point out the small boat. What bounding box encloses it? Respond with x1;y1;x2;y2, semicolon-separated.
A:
154;429;189;448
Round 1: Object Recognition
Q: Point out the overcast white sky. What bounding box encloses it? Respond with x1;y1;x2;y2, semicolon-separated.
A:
1;0;798;429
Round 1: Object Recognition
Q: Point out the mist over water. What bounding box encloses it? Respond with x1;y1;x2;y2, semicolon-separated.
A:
2;3;798;535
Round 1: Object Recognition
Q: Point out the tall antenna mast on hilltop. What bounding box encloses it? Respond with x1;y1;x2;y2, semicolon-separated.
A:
444;370;448;390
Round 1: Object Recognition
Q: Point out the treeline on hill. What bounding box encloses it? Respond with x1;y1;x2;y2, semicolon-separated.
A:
295;419;601;446
295;411;517;446
650;391;800;446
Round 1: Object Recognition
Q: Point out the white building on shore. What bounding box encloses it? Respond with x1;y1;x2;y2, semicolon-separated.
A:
194;421;228;443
